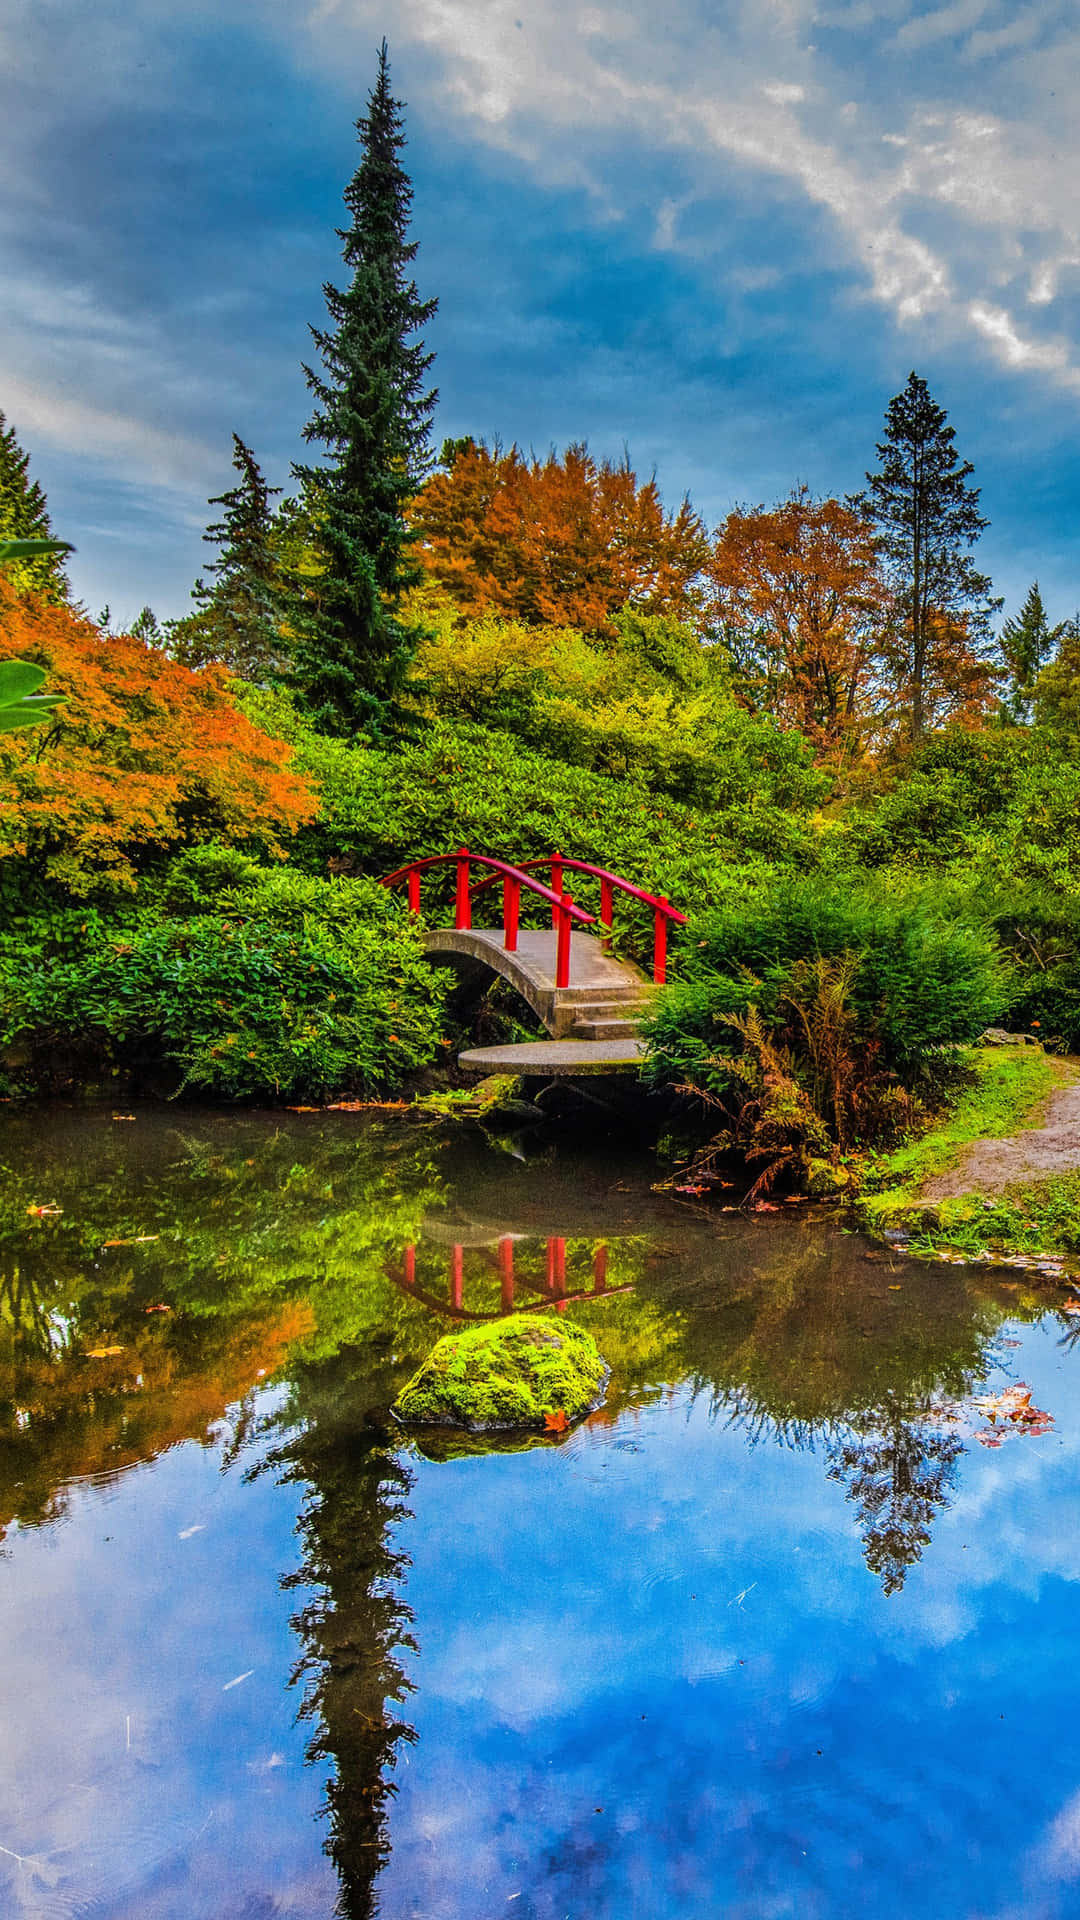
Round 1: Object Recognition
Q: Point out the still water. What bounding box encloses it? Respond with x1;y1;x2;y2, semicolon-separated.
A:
1;1105;1079;1918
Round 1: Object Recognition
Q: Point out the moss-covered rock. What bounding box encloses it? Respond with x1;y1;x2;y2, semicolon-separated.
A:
393;1313;610;1432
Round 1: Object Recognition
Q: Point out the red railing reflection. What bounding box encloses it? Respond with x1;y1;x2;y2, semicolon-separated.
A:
388;1236;622;1321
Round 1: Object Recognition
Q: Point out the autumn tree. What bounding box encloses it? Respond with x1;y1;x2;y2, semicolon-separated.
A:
861;373;999;739
409;438;710;634
290;42;437;738
0;413;68;601
0;581;315;893
999;581;1063;724
708;490;892;756
168;436;286;682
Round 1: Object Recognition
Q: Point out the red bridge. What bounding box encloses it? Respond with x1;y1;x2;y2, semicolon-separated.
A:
381;850;686;1075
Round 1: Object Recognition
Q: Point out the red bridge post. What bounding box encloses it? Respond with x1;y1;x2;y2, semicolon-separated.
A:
556;894;574;989
407;868;421;914
455;849;471;931
600;874;614;950
653;899;670;984
502;873;520;952
550;855;563;929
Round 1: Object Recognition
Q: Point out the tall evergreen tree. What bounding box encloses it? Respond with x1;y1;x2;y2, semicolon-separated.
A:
0;411;68;600
167;435;285;681
289;42;437;737
860;372;999;738
999;581;1062;724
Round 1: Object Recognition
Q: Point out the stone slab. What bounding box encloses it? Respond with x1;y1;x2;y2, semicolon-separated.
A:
458;1038;647;1077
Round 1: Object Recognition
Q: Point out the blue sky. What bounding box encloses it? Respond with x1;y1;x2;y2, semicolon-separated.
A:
3;0;1080;626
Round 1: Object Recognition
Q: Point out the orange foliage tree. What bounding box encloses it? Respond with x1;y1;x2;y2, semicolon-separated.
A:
408;438;710;633
708;490;894;758
879;607;999;736
0;582;317;891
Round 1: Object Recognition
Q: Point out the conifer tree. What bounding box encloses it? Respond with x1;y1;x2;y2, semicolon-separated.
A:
861;373;999;738
168;435;285;682
289;42;437;737
0;412;68;600
999;581;1062;724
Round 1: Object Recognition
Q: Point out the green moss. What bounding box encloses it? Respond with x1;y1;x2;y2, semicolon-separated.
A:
856;1046;1065;1231
393;1312;610;1431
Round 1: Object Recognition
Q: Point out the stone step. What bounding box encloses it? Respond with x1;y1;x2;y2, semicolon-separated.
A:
570;1016;644;1041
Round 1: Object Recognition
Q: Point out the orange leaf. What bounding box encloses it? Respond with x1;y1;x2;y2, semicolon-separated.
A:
544;1409;570;1433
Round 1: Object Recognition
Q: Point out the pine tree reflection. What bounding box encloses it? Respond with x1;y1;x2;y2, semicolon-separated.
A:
826;1396;965;1595
270;1353;418;1920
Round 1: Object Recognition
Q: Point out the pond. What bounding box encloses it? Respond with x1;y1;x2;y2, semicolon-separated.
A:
1;1104;1079;1919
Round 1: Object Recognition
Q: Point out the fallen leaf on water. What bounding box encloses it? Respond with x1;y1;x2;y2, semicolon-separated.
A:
752;1202;782;1212
1063;1301;1080;1315
976;1433;1004;1447
544;1409;570;1433
285;1105;319;1113
971;1381;1054;1439
673;1184;707;1196
85;1346;125;1358
145;1304;171;1314
111;1113;136;1122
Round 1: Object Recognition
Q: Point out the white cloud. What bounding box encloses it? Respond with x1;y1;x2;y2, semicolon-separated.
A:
307;0;1080;402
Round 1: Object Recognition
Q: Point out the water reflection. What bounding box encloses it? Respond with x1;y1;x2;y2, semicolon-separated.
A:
270;1361;418;1920
0;1104;1072;1916
825;1398;965;1595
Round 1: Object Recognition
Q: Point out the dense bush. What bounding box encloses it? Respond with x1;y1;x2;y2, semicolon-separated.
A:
406;600;829;816
645;874;1010;1187
236;691;824;959
0;851;447;1101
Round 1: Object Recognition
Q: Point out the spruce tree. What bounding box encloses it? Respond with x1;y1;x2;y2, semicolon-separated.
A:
999;581;1062;723
168;435;285;681
0;411;68;600
289;41;437;737
861;373;999;738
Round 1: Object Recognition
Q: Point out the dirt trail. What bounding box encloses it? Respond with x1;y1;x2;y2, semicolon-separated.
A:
922;1066;1080;1200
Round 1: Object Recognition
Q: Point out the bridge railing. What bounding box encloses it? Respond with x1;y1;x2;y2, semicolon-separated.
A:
381;849;687;985
380;849;596;988
470;854;688;984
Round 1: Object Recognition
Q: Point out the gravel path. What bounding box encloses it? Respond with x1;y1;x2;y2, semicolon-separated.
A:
922;1069;1080;1200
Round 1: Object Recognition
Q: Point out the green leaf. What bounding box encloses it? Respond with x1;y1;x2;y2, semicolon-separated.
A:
0;696;65;734
0;660;47;703
0;538;74;563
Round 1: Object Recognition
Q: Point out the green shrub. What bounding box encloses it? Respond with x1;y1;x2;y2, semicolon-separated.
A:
645;875;1010;1186
653;875;1009;1073
0;860;447;1102
232;693;823;963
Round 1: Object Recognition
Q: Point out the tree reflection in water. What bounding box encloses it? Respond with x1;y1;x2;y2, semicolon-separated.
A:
825;1396;965;1595
271;1372;418;1920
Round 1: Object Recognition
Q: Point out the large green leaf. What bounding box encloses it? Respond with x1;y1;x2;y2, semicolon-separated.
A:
0;698;65;735
0;657;64;734
0;538;74;564
0;659;47;702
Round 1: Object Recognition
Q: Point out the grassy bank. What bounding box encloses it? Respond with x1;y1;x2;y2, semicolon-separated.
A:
856;1045;1080;1266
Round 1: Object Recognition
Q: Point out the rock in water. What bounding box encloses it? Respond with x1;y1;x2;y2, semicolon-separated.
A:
393;1314;610;1432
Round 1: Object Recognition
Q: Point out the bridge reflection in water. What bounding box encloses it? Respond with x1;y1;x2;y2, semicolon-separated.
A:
391;1233;626;1320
